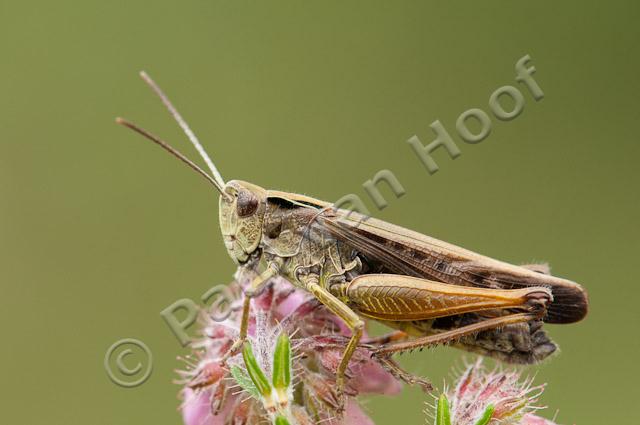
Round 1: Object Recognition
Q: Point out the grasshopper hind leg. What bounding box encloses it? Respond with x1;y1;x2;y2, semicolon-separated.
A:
344;274;553;359
373;311;546;357
432;314;557;364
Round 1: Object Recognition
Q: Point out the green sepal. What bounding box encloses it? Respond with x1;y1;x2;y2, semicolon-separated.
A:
230;365;260;400
272;332;291;390
274;415;291;425
242;342;272;397
436;394;452;425
473;404;495;425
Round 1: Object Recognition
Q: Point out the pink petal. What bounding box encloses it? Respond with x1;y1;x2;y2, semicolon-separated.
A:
521;413;558;425
343;399;376;425
182;389;217;425
275;289;308;317
181;389;236;425
349;360;402;395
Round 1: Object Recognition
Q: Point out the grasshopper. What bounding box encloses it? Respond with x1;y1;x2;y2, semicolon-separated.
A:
117;72;588;406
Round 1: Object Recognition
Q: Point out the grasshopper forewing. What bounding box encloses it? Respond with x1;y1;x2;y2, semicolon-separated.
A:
316;208;588;324
117;72;589;407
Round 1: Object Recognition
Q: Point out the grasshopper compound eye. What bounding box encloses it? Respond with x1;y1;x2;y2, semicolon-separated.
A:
236;191;259;218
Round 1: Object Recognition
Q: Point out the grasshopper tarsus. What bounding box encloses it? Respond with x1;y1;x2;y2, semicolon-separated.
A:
376;356;434;393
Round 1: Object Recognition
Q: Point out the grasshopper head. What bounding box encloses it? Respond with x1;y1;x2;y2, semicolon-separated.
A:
117;72;270;266
219;180;267;264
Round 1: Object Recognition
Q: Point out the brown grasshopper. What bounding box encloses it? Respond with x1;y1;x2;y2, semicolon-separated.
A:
117;72;588;405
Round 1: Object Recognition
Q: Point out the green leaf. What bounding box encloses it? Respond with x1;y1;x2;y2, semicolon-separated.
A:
272;332;291;390
473;404;495;425
242;342;272;397
436;394;452;425
230;365;260;400
274;415;291;425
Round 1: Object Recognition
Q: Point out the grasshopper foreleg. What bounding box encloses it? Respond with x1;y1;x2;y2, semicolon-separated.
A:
221;260;282;361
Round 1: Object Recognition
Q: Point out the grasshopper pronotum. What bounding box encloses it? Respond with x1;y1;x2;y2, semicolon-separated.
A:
117;72;588;407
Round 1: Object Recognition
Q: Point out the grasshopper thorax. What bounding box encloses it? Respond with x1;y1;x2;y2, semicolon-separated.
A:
219;180;268;265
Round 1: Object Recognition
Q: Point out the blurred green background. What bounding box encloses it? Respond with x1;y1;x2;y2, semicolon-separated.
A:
2;1;638;424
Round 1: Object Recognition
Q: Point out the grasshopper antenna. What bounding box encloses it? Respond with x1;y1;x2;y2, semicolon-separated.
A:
139;71;226;190
116;117;230;199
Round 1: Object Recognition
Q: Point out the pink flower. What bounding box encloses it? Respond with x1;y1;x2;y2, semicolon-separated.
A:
178;277;413;424
521;414;558;425
341;400;376;425
432;359;562;425
181;389;212;425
